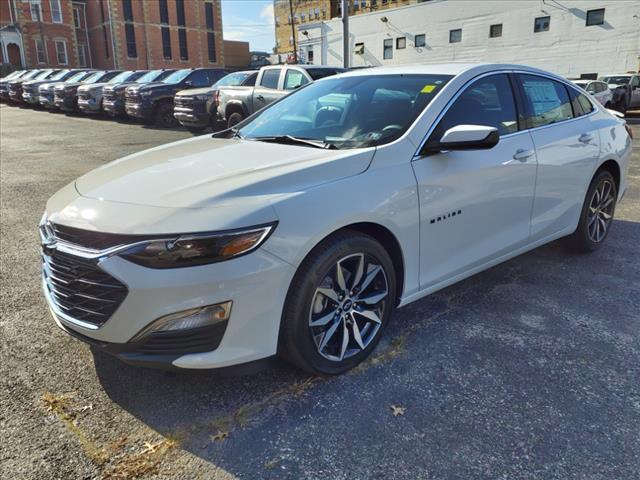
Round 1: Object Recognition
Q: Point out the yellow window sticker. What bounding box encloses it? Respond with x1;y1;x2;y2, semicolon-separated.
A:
421;85;436;93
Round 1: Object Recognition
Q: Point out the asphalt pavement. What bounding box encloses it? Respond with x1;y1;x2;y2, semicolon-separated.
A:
1;104;638;480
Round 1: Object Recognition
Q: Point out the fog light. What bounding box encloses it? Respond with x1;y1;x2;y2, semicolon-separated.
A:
131;301;232;342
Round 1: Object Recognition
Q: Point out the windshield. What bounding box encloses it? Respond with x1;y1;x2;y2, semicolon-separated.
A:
136;70;164;83
238;74;452;149
82;71;105;83
22;70;42;80
162;69;191;84
600;76;631;85
48;70;70;81
109;71;136;83
65;71;88;83
34;70;54;80
573;81;588;88
214;72;252;87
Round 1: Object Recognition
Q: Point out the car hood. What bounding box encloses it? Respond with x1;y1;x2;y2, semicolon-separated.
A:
79;82;108;91
74;135;375;209
176;86;212;97
105;81;136;92
134;82;168;92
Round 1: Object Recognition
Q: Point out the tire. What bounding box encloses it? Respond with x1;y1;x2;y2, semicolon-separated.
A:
227;112;244;129
604;101;612;109
154;102;178;128
279;231;397;375
563;169;617;253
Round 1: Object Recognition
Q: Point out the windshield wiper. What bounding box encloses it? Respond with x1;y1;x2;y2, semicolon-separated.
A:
248;135;337;149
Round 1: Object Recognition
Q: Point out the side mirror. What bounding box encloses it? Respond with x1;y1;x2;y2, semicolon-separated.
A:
422;124;499;154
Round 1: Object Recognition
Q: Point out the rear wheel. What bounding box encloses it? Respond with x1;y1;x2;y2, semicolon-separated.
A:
279;231;396;375
154;102;178;128
564;170;617;253
227;112;244;129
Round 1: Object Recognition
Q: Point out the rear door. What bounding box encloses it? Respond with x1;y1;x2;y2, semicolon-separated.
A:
516;73;600;240
412;73;538;288
252;67;283;111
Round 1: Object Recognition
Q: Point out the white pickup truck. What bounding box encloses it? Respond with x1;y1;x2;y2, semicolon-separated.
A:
216;64;345;129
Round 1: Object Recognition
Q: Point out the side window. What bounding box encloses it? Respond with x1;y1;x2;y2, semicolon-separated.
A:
260;68;281;89
585;82;597;94
187;70;210;87
207;70;225;84
519;74;573;128
283;69;309;90
242;72;258;86
433;74;518;139
631;76;640;88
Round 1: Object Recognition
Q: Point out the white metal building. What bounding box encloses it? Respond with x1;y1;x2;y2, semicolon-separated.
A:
297;0;640;78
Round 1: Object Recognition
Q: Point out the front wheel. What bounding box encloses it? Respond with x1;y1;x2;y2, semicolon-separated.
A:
279;231;396;375
563;170;617;253
154;102;178;128
227;112;244;129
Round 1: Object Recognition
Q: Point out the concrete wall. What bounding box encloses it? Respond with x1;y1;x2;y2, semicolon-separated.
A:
299;0;640;77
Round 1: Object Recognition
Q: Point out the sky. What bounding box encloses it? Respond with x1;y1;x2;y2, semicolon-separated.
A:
221;0;276;53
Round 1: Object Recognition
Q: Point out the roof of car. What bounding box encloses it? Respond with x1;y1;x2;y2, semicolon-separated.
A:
335;63;562;79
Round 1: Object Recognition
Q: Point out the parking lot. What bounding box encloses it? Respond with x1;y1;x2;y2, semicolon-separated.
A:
1;104;639;479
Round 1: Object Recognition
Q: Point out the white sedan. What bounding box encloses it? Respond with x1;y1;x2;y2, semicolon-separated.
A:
571;79;613;108
41;63;632;375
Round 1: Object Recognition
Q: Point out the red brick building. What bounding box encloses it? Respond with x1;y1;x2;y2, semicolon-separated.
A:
1;0;230;70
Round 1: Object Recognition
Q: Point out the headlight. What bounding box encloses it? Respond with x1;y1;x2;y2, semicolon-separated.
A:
119;223;276;269
140;90;152;97
194;94;210;102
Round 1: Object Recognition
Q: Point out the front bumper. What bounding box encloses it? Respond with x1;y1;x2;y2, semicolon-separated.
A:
103;99;125;116
55;94;76;111
9;90;23;102
125;101;152;120
78;97;101;113
39;94;56;108
22;92;40;104
174;107;210;128
43;243;294;370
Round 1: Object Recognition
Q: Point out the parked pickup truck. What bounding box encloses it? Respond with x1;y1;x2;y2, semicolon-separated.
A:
216;65;346;128
54;70;121;112
8;69;60;103
103;69;175;117
39;70;96;108
23;69;88;106
0;69;29;101
78;70;147;114
174;70;256;133
124;68;229;128
599;73;640;113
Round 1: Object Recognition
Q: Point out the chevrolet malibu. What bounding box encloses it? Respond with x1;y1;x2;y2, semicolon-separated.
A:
41;64;632;375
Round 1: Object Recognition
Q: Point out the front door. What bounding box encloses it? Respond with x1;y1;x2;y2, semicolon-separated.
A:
252;67;282;111
412;73;537;288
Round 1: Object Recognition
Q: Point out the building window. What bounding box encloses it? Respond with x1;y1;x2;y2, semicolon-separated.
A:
78;44;88;66
161;26;171;59
178;28;188;60
73;7;80;28
35;38;46;63
449;29;462;43
315;7;319;19
204;2;215;30
586;8;605;26
371;0;377;6
176;0;186;26
415;34;426;47
159;0;169;24
289;35;293;46
29;0;42;21
122;0;133;21
307;48;314;63
489;24;502;38
354;0;360;11
275;16;280;26
55;40;68;65
534;16;550;32
102;25;109;58
396;37;406;49
207;32;216;62
125;23;137;57
50;0;63;23
300;13;305;22
383;38;392;59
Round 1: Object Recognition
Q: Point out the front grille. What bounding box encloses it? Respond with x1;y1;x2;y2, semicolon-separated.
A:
78;91;90;100
103;91;116;102
42;250;128;327
137;323;228;355
50;223;154;250
125;91;140;103
174;97;193;108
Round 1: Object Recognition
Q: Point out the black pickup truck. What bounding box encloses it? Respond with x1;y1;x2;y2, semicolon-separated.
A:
54;70;121;112
103;69;175;117
124;68;229;128
174;70;256;133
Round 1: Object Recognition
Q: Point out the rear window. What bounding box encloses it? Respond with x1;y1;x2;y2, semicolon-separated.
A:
519;74;573;128
306;68;346;80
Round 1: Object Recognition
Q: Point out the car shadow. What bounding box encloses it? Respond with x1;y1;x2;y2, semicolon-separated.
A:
93;215;640;478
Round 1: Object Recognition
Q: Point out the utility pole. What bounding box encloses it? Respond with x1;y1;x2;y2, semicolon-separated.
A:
341;0;349;68
289;0;298;64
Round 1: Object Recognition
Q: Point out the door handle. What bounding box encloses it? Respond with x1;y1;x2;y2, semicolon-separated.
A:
256;94;264;101
513;149;535;161
579;133;593;143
